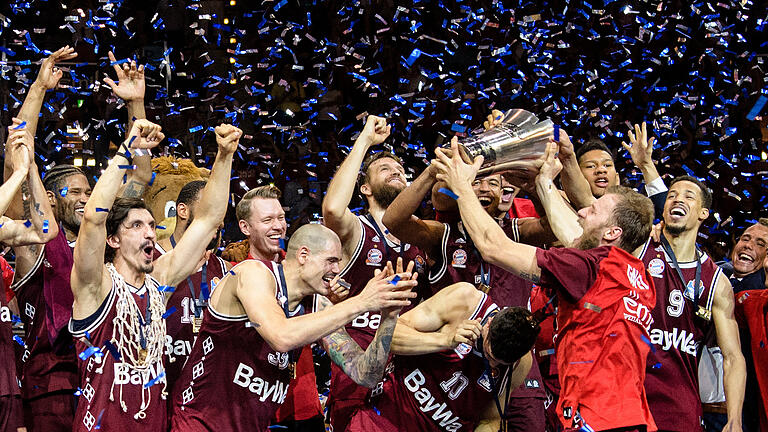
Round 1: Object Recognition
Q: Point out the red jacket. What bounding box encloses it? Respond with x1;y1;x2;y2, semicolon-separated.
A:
537;246;657;431
735;290;768;432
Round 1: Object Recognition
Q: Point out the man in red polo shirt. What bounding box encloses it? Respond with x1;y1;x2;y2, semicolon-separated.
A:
433;139;658;432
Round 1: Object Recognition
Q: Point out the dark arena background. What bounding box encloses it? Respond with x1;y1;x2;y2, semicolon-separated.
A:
0;0;767;259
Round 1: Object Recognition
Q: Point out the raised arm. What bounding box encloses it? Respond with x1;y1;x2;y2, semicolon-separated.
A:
105;51;152;199
236;261;417;353
534;142;582;246
105;51;146;135
391;282;482;355
0;123;59;246
322;115;389;249
556;129;595;210
71;120;163;316
433;138;541;283
623;122;661;185
382;164;446;256
711;273;746;432
4;46;77;215
154;124;238;288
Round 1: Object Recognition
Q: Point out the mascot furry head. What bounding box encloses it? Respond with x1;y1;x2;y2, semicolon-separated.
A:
143;156;209;240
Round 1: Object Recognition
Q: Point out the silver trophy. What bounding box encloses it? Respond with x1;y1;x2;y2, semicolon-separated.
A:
451;109;554;179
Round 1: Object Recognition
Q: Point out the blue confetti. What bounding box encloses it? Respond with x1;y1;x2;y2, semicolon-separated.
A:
143;371;166;388
162;306;177;319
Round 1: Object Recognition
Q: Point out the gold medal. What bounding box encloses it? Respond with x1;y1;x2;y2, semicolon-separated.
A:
477;283;491;294
696;306;712;321
139;348;148;363
288;362;297;379
193;316;203;334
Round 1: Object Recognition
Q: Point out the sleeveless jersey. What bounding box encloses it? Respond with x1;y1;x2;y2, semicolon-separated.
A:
11;230;78;400
152;244;228;389
329;215;428;412
363;293;500;431
536;246;657;431
639;238;721;431
429;220;545;401
0;275;20;399
69;274;167;432
171;260;305;432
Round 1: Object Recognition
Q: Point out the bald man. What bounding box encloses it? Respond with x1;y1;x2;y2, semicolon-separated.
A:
170;224;418;432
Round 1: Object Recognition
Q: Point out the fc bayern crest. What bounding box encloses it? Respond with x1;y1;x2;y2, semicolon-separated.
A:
366;248;383;266
451;249;468;268
648;258;665;278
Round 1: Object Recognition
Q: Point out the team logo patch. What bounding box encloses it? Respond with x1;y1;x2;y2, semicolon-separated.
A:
454;342;472;358
366;248;383;266
413;255;426;272
648;258;665;278
525;379;540;389
451;249;467;268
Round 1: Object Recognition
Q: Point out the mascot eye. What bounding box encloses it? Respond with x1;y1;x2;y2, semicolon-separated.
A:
164;201;177;218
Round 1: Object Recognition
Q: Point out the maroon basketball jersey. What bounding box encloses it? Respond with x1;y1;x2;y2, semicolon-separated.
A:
639;238;721;431
360;293;500;431
171;260;304;432
0;276;20;399
69;273;167;432
429;220;546;401
153;244;228;389
11;235;78;400
328;215;428;415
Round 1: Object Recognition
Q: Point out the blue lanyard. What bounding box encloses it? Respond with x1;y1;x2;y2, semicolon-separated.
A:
277;264;302;362
170;235;209;318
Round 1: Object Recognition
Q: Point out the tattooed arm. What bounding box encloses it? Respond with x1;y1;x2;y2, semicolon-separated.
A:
318;295;396;388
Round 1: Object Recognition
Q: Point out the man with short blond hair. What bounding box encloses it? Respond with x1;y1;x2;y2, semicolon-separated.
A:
236;185;287;262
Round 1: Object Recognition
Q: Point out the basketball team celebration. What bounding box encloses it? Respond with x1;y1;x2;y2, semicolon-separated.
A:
0;0;765;431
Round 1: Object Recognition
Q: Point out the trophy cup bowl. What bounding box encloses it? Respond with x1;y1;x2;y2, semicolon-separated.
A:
448;109;554;180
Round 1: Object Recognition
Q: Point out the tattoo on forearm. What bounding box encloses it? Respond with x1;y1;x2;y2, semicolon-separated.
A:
21;181;32;220
519;272;540;283
324;316;396;388
121;180;146;198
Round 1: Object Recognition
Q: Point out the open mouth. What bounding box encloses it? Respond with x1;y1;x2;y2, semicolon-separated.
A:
321;274;336;288
142;244;154;261
478;196;493;206
735;252;755;264
267;234;282;244
668;205;687;219
75;208;85;216
594;178;609;188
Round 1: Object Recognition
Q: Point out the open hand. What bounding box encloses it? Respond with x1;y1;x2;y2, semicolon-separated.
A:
432;136;483;193
622;122;656;168
104;51;146;102
36;46;77;90
358;258;418;313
